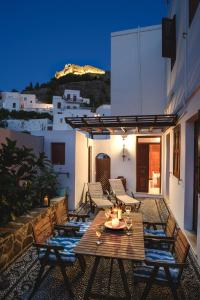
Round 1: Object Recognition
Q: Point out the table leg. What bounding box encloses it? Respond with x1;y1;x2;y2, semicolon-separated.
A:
117;259;131;299
108;258;114;294
83;256;100;300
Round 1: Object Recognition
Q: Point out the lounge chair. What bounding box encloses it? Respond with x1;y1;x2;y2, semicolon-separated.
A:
134;228;190;300
87;182;113;211
54;198;91;237
109;178;141;211
30;213;85;299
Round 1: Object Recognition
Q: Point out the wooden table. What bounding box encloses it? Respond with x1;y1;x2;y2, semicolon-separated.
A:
74;211;145;299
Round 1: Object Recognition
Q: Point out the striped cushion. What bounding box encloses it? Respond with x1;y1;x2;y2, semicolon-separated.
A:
39;236;80;263
144;228;166;237
65;220;92;236
145;249;175;263
134;249;179;283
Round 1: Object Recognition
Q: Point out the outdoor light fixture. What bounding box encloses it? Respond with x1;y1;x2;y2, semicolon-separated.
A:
122;135;127;161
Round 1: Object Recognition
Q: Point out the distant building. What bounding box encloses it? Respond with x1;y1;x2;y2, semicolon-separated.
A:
96;104;111;116
0;92;53;113
52;89;94;130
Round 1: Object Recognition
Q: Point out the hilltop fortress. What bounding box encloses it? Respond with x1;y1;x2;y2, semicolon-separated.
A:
55;64;105;79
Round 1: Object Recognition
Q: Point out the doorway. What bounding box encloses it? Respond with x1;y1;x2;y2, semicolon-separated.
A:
136;136;161;194
193;114;200;233
96;153;110;192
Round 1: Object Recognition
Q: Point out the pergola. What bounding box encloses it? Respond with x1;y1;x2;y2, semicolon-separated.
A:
65;114;177;137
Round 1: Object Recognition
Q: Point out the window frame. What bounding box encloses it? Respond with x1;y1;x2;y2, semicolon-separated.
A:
173;125;181;179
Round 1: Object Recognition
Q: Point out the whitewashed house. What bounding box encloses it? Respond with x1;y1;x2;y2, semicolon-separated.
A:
52;89;94;130
61;1;200;264
0;92;53;113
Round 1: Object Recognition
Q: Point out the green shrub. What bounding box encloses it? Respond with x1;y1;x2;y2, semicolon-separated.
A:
0;138;57;225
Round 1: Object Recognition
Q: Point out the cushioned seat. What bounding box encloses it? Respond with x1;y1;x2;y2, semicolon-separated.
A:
134;248;179;283
39;236;80;263
65;220;92;236
144;228;166;237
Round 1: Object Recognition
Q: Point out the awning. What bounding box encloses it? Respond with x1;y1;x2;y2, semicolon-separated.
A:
65;114;177;136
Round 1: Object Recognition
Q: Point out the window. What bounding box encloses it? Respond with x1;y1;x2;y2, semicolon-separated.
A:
51;143;65;165
57;102;61;109
189;0;200;25
173;125;181;179
73;95;77;102
13;103;16;108
162;15;176;70
67;105;70;109
67;94;70;100
24;97;27;101
73;106;77;109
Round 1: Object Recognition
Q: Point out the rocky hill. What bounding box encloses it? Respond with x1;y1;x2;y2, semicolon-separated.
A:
23;70;110;111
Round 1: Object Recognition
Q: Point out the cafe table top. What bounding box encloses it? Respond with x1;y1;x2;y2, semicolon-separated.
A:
74;211;145;261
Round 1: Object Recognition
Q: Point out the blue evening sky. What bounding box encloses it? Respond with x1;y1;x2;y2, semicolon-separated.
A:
0;0;167;91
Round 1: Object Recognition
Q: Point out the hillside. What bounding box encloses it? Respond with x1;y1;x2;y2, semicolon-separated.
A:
23;71;110;111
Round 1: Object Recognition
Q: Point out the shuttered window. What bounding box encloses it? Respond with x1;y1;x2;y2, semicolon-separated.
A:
189;0;200;26
51;143;65;165
162;16;176;70
173;125;181;179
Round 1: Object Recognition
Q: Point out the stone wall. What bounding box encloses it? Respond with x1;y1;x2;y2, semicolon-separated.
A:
0;197;65;271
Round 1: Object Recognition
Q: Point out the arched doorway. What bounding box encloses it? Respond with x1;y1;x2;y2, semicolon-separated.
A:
96;153;110;192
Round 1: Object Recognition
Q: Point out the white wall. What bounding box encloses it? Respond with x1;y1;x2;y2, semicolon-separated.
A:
165;2;200;115
91;134;163;194
6;119;51;132
32;130;76;209
111;25;165;116
164;93;200;227
74;131;89;208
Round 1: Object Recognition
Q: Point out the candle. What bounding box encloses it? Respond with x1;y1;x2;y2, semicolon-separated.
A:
118;208;122;220
43;195;49;207
112;217;119;228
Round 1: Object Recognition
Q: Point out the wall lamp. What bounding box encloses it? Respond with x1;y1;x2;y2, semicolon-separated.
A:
122;134;127;161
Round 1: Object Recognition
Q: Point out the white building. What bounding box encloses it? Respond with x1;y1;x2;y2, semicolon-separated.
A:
161;0;200;259
6;119;52;132
111;25;166;115
96;104;111;116
52;89;94;130
0;92;53;113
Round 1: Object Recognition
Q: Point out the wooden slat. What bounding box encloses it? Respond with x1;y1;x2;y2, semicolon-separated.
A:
74;211;145;261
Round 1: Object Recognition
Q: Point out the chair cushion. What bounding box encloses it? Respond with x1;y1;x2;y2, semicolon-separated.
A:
39;236;80;263
144;228;166;237
134;248;179;283
65;220;92;236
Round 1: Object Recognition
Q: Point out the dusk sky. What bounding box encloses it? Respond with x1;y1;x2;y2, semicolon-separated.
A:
0;0;167;91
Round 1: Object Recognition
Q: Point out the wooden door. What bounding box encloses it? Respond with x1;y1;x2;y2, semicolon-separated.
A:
193;111;200;232
136;143;149;192
96;153;110;192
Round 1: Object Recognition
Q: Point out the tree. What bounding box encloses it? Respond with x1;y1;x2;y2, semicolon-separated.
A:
35;82;40;89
